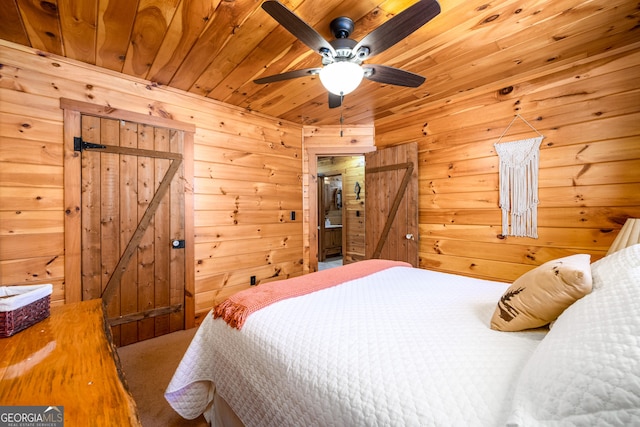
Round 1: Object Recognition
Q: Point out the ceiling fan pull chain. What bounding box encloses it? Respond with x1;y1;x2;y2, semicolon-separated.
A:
339;93;344;137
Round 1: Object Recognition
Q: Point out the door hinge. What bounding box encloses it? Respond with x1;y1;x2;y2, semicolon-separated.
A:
74;137;106;152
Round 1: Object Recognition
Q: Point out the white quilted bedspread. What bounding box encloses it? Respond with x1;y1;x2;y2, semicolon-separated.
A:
166;266;546;426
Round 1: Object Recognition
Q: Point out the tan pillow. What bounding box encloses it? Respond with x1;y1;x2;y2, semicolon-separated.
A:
490;254;593;331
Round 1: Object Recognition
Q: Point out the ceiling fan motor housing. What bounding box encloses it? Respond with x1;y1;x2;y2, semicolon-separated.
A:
325;38;360;64
330;17;354;39
330;16;372;63
322;17;362;65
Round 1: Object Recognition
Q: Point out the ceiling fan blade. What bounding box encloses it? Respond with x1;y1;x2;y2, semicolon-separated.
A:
261;0;336;56
328;93;342;109
254;67;321;84
364;64;425;87
353;0;441;58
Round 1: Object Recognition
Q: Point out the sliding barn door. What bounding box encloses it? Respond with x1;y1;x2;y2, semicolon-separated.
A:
365;142;419;267
80;115;185;346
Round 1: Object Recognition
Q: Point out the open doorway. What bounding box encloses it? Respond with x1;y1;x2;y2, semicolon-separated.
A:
318;173;343;270
317;156;365;270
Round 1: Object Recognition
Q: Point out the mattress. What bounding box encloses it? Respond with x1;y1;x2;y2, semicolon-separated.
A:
166;266;547;426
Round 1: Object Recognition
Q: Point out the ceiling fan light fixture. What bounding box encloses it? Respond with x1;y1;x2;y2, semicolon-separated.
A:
319;61;364;96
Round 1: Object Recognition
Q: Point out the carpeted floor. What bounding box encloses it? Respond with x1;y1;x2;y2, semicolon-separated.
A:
117;328;208;427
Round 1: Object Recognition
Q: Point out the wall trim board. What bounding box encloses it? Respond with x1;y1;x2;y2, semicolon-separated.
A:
63;109;82;302
60;98;196;133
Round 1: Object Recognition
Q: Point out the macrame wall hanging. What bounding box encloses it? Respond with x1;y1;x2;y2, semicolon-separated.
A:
494;115;544;238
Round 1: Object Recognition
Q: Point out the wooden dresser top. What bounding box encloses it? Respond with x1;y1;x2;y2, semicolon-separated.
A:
0;299;141;426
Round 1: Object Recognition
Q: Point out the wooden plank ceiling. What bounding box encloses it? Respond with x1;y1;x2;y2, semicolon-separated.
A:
1;0;638;126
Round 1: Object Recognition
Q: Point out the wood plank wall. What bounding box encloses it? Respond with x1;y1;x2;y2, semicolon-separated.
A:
317;156;366;263
2;37;638;319
375;43;640;282
0;41;303;323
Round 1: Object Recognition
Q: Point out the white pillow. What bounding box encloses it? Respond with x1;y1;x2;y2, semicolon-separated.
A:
507;244;640;426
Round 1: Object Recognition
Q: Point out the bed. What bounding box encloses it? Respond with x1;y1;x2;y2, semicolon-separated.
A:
165;245;640;426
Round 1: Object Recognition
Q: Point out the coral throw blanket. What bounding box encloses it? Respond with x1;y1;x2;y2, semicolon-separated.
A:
214;259;411;329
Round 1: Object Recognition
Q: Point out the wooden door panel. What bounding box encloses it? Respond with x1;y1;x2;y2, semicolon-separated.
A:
103;118;126;344
80;116;102;300
119;120;139;346
169;129;185;333
80;116;185;346
136;123;157;342
365;142;419;266
153;126;171;337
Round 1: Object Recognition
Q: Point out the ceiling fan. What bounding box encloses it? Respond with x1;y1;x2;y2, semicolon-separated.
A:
253;0;441;108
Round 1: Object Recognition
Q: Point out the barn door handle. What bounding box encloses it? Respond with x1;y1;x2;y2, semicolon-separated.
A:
405;233;414;240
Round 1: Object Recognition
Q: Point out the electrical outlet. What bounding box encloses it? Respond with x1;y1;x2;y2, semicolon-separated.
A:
290;211;296;220
250;275;256;286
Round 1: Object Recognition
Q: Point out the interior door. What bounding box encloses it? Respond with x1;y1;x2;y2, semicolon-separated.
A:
365;142;419;267
80;115;186;346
